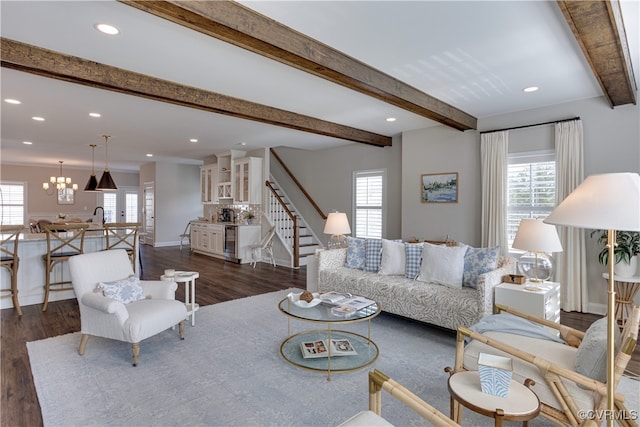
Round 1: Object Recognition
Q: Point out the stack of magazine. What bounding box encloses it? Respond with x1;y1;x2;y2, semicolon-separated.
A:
300;339;358;358
319;292;375;317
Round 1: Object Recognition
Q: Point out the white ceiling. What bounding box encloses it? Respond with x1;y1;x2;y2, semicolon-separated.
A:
1;0;638;172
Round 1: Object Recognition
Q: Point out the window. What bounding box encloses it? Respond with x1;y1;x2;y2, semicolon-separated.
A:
507;151;556;248
100;187;139;224
353;169;385;239
0;182;26;225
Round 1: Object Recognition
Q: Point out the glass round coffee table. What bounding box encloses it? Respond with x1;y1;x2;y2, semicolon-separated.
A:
278;297;381;380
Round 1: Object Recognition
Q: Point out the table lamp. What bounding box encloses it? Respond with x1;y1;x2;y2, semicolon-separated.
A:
324;212;351;249
544;172;640;426
512;218;563;283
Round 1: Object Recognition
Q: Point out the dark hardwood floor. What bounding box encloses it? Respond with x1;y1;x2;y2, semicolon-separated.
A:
1;245;638;427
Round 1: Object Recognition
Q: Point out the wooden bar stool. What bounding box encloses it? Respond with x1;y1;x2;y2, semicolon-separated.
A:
42;223;89;311
104;222;141;272
1;225;24;316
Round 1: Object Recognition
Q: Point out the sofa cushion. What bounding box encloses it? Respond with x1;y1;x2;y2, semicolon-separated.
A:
463;246;499;288
98;275;145;304
344;237;366;269
379;239;405;275
404;243;423;279
417;243;467;288
574;316;621;383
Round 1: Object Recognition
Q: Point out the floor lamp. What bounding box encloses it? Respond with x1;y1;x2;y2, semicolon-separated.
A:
544;173;640;425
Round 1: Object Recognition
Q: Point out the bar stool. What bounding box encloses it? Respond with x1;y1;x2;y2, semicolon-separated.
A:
42;223;89;311
104;222;140;272
1;225;24;316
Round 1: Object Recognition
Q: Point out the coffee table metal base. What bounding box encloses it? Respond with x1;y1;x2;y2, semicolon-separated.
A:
280;329;378;381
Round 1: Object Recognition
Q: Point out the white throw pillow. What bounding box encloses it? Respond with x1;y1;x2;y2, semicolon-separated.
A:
417;243;467;288
378;239;406;275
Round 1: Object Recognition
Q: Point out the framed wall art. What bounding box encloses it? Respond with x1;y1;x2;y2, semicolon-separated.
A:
421;172;458;203
57;188;75;205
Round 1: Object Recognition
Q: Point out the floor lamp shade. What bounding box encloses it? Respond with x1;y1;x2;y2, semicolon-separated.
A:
512;218;563;282
324;212;351;249
544;172;640;425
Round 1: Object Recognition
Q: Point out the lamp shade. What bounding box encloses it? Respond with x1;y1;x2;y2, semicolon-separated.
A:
544;173;640;231
323;212;351;235
97;170;117;190
512;218;563;253
84;174;98;191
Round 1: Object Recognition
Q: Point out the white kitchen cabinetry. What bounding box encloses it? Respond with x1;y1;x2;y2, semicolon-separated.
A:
495;281;561;323
233;156;263;204
200;164;217;204
190;222;224;256
216;153;233;202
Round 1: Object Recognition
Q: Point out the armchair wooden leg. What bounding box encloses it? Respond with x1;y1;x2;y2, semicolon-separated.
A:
78;334;89;355
179;321;185;340
132;342;140;366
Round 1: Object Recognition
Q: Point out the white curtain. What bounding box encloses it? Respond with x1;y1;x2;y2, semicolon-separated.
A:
480;131;508;255
554;119;587;312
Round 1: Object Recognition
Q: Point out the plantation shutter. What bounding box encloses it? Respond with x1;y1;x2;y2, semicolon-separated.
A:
0;183;26;225
353;170;384;239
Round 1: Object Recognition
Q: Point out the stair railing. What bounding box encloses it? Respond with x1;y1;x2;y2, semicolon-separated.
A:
266;180;299;268
270;148;327;220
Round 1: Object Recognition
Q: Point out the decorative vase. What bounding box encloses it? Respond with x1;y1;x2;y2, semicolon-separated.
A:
614;255;639;278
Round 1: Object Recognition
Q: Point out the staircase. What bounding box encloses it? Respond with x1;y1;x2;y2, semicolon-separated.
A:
266;178;322;267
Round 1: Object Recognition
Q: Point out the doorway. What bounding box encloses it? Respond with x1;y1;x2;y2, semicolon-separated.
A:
143;182;155;246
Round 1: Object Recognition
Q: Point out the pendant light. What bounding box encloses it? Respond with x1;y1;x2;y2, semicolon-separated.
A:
83;144;99;191
97;134;117;190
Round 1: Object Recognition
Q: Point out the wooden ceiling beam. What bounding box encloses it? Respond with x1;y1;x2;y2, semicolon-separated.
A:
0;38;390;147
557;0;637;107
119;0;477;131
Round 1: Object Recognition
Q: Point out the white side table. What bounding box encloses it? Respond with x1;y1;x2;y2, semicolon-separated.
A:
495;281;560;323
603;273;640;329
161;271;199;326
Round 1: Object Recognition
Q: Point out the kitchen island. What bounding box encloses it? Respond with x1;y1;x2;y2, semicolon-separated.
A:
0;228;138;310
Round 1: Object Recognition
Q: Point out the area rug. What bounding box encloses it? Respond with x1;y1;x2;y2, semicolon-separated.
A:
28;289;638;427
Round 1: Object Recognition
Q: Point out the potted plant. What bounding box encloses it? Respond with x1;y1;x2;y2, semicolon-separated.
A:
590;229;640;277
244;212;255;225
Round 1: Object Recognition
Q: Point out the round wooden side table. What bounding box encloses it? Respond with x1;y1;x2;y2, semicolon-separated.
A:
446;370;540;427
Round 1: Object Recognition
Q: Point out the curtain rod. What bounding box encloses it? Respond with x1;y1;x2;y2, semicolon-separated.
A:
479;116;580;134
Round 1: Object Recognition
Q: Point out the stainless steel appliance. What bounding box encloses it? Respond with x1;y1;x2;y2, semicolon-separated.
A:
224;224;239;263
219;208;234;223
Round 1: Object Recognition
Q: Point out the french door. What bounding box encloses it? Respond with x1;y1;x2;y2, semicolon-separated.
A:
100;186;139;224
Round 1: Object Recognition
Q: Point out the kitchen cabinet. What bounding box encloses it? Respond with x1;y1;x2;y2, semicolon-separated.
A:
216;153;233;202
233;156;263;204
200;164;217;204
190;222;224;256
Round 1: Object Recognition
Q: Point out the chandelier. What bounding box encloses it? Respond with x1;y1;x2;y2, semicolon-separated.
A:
43;160;78;195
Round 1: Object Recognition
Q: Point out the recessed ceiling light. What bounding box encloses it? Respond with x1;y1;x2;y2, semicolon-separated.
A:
4;99;21;105
386;117;396;122
22;141;33;145
95;23;119;35
32;116;45;121
523;86;539;93
146;153;153;157
239;142;247;146
89;112;101;118
189;138;198;143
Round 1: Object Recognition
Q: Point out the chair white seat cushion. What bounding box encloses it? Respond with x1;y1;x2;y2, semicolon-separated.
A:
463;331;593;413
124;299;187;342
338;410;394;427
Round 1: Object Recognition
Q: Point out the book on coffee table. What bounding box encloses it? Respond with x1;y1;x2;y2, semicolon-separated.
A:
300;339;358;358
320;292;375;311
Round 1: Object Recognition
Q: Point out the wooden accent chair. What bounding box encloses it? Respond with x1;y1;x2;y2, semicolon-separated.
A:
455;304;640;426
104;222;140;271
339;369;459;426
42;222;90;311
68;249;187;366
0;225;24;316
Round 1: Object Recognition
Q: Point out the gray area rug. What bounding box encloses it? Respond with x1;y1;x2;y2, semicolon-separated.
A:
28;289;638;427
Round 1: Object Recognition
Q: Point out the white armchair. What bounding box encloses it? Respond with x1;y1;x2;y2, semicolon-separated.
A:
68;249;187;366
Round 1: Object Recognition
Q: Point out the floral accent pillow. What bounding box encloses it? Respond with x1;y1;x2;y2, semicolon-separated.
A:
463;246;499;288
98;275;145;304
404;243;423;279
344;236;366;269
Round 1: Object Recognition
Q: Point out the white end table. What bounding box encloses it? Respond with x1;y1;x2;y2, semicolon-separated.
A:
161;271;199;326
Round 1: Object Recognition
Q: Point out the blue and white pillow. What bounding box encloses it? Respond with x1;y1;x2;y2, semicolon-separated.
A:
463;246;499;288
364;239;383;272
98;275;145;304
404;243;423;279
344;236;366;269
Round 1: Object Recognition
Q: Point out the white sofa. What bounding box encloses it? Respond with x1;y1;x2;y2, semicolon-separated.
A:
315;247;516;330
